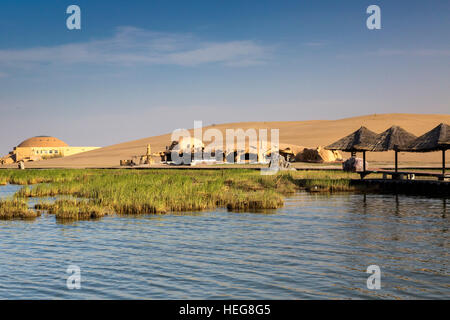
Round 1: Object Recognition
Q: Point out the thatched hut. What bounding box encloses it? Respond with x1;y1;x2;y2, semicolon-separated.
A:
399;123;449;175
325;126;379;171
371;126;417;172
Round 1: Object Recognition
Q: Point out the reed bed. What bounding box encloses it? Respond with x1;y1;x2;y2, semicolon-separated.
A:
36;200;111;220
0;199;39;220
10;169;294;216
224;190;284;210
0;169;93;185
1;169;366;219
290;170;363;180
291;170;382;192
299;179;355;192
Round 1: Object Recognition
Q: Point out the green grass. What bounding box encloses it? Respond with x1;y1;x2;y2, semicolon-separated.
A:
299;179;355;192
290;170;385;192
0;199;40;220
36;200;111;220
291;170;373;180
0;169;370;219
6;169;297;216
0;169;92;185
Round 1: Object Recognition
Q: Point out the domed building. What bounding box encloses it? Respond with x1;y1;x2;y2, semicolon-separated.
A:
17;136;69;148
1;136;100;164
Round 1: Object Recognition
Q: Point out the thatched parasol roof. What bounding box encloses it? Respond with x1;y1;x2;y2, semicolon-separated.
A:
400;123;450;152
325;126;379;152
371;126;417;152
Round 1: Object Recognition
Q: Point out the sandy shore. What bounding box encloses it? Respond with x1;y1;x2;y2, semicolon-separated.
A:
2;113;449;169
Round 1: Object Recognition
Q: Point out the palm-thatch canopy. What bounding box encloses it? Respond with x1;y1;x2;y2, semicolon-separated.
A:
325;126;379;152
400;123;450;152
371;126;417;152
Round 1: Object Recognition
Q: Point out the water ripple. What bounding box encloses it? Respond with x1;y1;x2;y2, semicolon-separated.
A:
0;184;448;299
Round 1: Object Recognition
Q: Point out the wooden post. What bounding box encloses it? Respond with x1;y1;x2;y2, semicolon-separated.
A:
443;149;446;176
363;151;366;173
395;150;398;173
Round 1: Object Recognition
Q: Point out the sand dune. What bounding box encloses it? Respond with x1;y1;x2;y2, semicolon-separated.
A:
3;113;450;168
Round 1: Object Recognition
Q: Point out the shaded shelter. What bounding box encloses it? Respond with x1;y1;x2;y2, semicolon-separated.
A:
325;126;379;172
399;123;449;175
371;126;417;172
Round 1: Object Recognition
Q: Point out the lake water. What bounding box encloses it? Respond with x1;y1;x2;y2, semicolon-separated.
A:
0;184;448;299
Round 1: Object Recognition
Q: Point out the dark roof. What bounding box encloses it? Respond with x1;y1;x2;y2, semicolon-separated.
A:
400;123;450;152
371;126;417;151
325;126;379;152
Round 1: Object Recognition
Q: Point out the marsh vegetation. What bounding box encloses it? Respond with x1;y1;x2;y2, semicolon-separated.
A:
0;169;368;219
0;199;40;220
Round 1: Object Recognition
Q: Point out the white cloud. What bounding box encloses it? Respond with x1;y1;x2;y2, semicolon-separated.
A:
336;48;450;59
0;26;268;68
303;41;327;47
368;48;450;57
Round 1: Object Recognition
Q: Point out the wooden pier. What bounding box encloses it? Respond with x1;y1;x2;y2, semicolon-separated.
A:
351;179;450;197
360;170;450;181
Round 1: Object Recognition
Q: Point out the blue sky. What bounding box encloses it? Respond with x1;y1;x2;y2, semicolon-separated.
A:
0;0;449;154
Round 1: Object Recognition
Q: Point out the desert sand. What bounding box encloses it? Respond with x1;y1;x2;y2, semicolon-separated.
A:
2;113;450;169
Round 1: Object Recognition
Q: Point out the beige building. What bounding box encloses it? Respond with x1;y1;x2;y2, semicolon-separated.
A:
1;136;100;164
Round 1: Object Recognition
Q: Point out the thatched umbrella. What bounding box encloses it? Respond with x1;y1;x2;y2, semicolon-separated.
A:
371;126;417;172
399;123;449;175
325;126;379;172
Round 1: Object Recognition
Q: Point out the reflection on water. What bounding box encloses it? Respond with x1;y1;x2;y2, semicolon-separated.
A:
0;184;85;210
0;184;22;200
0;184;448;299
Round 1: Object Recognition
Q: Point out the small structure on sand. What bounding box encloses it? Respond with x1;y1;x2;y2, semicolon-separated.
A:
371;125;417;172
296;146;343;163
120;144;159;166
18;161;25;170
327;123;449;180
277;144;304;162
342;157;366;172
0;155;14;165
1;136;99;164
325;126;379;172
399;123;449;176
161;137;205;164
